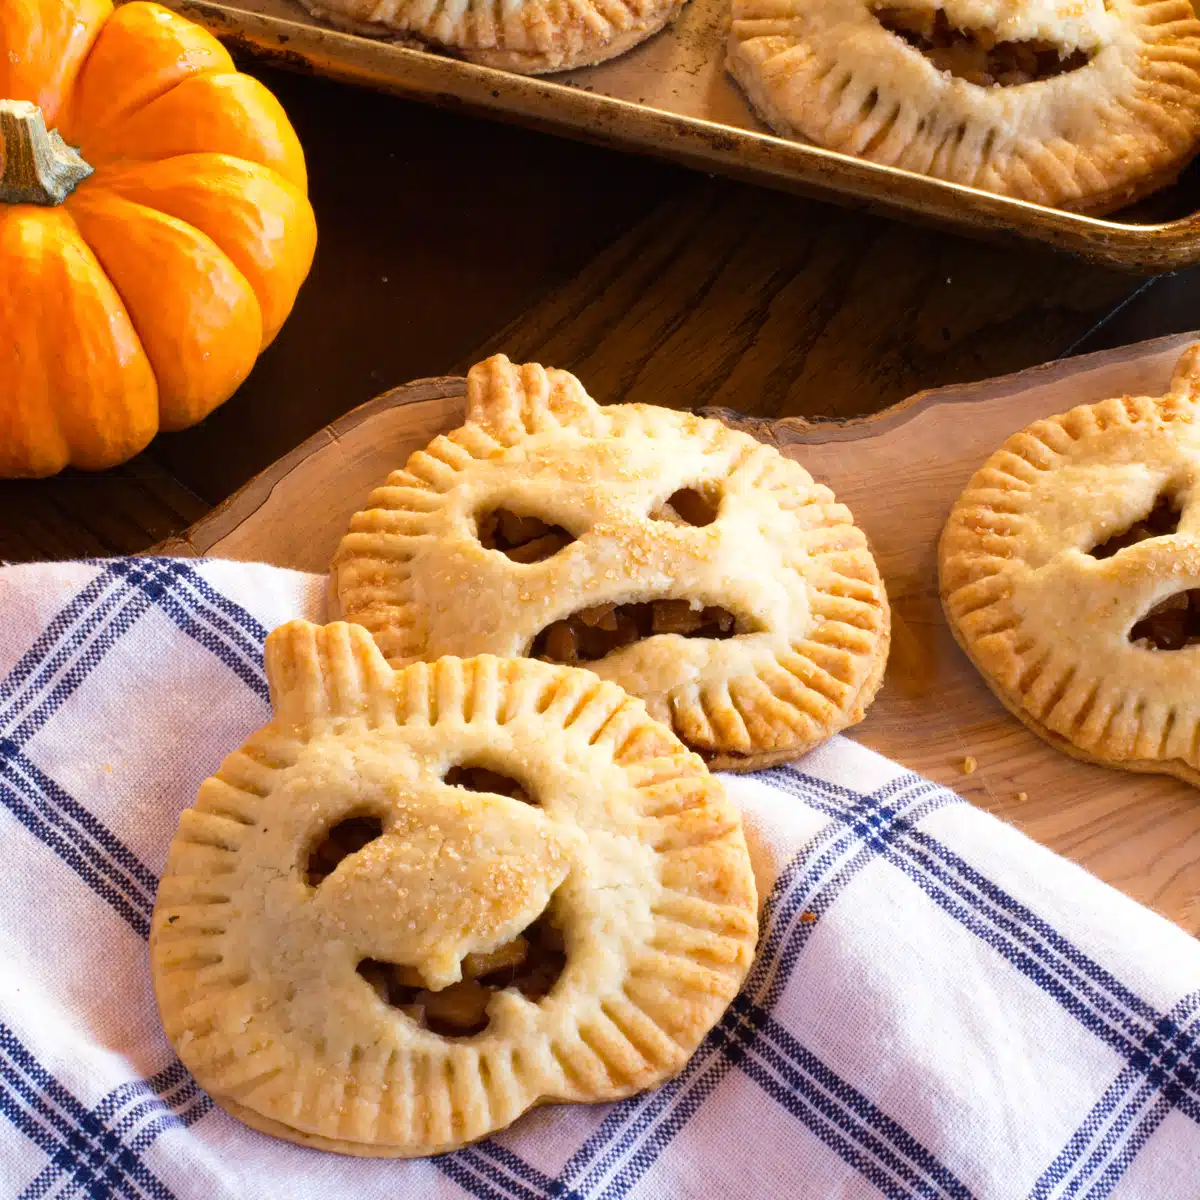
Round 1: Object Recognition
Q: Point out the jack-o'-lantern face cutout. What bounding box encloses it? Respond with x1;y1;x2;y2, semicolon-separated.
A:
941;343;1200;785
330;355;891;771
727;0;1200;212
151;621;758;1157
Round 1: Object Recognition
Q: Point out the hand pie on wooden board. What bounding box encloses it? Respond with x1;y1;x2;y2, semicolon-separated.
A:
940;343;1200;786
727;0;1200;212
328;354;891;771
151;621;758;1156
296;0;688;73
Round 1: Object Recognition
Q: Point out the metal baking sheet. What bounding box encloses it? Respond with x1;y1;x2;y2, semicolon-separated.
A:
164;0;1200;271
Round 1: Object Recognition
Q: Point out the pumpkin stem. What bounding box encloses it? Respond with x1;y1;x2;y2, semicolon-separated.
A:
0;99;93;206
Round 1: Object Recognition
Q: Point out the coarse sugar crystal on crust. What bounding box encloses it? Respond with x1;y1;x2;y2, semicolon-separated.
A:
727;0;1200;212
329;354;891;771
296;0;687;74
150;620;758;1156
939;342;1200;785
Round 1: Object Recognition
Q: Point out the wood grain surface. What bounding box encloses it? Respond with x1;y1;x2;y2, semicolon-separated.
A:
469;183;1143;421
5;62;1195;565
158;330;1200;935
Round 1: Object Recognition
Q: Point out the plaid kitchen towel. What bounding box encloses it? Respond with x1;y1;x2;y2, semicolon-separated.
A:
0;557;1198;1200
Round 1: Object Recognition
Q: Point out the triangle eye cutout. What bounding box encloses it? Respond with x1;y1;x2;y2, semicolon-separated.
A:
1087;493;1181;560
650;487;721;528
476;508;577;563
444;764;536;805
306;815;385;887
1130;590;1200;650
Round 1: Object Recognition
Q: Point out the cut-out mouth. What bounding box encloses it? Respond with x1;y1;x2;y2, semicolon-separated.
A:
306;815;384;887
444;764;534;805
1088;493;1182;560
477;508;576;563
875;7;1090;86
357;910;566;1037
1130;589;1200;650
532;600;740;664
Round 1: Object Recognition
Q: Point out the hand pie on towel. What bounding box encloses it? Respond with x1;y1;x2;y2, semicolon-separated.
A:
151;620;758;1155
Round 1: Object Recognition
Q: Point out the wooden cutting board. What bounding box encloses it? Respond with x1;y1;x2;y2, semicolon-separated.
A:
158;331;1200;935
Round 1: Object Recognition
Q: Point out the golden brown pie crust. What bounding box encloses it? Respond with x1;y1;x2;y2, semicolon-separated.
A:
150;621;758;1155
940;343;1200;785
329;354;891;771
727;0;1200;212
296;0;686;74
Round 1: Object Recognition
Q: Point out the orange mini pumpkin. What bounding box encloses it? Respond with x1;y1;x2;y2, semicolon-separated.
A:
0;0;317;478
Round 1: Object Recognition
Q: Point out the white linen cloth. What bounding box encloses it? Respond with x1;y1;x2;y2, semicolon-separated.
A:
0;556;1197;1200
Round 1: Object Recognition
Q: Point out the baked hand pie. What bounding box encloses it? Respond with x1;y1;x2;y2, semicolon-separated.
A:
295;0;685;73
151;620;758;1156
727;0;1200;211
329;354;890;772
940;343;1200;784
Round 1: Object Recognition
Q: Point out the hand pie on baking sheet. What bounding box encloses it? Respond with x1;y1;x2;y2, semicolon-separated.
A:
151;621;758;1156
295;0;687;73
727;0;1200;212
329;354;890;771
940;343;1200;785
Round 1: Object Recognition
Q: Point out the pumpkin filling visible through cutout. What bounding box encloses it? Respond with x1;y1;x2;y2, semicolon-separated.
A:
357;911;567;1037
306;815;384;887
444;764;533;804
1130;590;1200;650
1088;494;1182;560
532;600;739;664
874;7;1090;86
478;508;575;563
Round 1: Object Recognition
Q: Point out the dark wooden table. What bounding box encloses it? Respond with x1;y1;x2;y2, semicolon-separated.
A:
2;61;1197;562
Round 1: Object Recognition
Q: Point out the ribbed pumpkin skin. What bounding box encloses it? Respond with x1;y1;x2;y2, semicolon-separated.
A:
0;1;317;477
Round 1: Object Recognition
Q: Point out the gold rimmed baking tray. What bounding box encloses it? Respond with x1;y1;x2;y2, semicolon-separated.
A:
163;0;1200;272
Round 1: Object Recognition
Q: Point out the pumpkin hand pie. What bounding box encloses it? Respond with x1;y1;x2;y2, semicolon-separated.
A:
940;343;1200;785
329;354;890;771
295;0;685;73
151;620;758;1156
727;0;1200;211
